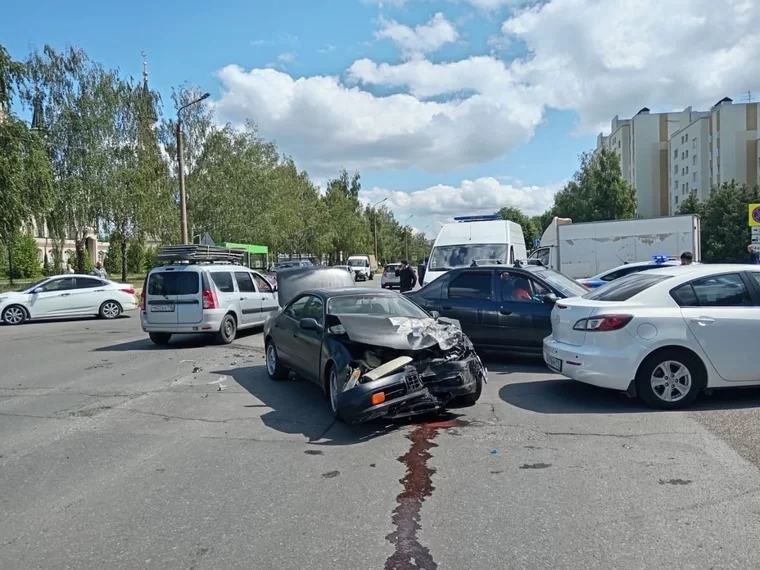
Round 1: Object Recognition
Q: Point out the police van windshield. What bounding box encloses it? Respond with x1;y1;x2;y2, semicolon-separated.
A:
428;244;508;270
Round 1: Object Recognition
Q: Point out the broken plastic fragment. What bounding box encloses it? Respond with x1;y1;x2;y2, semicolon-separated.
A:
362;356;413;382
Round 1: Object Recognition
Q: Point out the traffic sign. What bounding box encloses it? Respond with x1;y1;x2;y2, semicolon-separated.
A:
748;204;760;227
751;227;760;245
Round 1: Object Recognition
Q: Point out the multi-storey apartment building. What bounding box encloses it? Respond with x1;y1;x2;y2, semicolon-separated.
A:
597;107;700;218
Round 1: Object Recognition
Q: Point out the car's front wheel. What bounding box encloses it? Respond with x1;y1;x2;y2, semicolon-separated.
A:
326;363;347;423
636;349;706;410
265;340;288;380
2;305;27;326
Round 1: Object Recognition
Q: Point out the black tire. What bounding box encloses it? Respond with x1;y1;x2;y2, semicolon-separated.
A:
2;304;27;326
449;375;483;408
99;300;122;319
149;332;172;346
215;314;237;344
636;349;706;410
265;339;288;380
326;363;347;423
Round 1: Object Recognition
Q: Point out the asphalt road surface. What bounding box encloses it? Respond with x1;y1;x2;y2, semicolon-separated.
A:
3;277;760;569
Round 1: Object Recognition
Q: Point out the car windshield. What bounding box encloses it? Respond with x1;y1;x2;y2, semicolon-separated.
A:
18;278;49;293
275;261;303;270
531;269;588;297
583;272;675;301
428;244;508;270
386;264;400;271
347;259;366;267
328;294;430;318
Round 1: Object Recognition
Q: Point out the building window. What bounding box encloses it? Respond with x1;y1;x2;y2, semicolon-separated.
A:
675;195;679;204
685;166;689;174
673;180;678;190
673;164;678;174
685;133;689;141
693;138;697;148
673;149;678;159
685;150;689;158
693;155;697;165
692;172;697;182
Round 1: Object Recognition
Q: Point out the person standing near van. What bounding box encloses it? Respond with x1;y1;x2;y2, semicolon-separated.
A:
748;244;760;264
395;261;417;292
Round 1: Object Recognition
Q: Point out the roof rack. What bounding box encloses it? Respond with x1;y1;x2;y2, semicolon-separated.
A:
155;244;247;265
453;214;503;223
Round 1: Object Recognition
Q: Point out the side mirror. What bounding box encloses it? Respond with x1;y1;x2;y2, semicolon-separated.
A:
272;285;277;292
430;310;440;319
543;293;558;305
32;287;44;294
299;317;322;332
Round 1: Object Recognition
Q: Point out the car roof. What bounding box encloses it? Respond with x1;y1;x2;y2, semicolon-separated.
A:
149;264;252;273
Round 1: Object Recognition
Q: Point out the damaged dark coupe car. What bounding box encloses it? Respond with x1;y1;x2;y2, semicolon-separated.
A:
263;267;487;424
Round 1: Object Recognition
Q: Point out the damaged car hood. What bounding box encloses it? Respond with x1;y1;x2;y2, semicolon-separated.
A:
332;314;463;351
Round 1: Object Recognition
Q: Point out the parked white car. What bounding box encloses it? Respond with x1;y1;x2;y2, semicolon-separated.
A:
543;264;760;409
0;274;137;325
141;263;279;345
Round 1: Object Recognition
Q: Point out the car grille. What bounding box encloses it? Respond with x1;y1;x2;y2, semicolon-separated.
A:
405;368;424;393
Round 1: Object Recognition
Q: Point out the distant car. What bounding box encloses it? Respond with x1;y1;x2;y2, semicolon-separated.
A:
263;266;487;424
405;263;588;353
0;274;137;325
578;257;682;289
381;263;401;289
544;264;760;410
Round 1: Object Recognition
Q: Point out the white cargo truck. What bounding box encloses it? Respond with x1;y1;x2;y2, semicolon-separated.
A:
528;215;701;279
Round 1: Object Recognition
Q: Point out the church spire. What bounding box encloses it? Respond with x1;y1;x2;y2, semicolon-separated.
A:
140;51;158;124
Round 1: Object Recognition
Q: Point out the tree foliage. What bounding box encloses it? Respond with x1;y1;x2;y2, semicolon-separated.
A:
678;183;760;263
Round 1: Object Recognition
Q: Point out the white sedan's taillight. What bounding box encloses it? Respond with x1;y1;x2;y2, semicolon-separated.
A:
573;314;632;331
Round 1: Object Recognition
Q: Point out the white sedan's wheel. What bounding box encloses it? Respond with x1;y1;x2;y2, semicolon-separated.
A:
99;301;122;319
636;350;705;410
650;360;692;403
2;305;27;325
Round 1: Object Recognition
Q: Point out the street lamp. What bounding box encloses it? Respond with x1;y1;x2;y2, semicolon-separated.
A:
177;92;211;244
372;198;387;262
403;214;413;260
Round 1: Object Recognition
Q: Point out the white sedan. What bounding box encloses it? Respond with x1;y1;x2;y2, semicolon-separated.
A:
0;274;138;325
543;264;760;409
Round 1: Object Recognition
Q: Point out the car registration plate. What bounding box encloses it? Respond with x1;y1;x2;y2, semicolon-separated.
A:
151;304;175;312
544;353;562;372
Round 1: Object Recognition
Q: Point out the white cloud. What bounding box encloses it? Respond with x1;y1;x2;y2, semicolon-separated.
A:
375;12;459;59
278;52;295;63
217;0;760;185
359;177;563;237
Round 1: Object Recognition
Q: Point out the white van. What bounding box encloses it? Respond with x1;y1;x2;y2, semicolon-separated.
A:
423;215;527;286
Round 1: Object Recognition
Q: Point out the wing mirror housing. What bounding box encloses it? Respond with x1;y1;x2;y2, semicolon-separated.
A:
32;287;44;294
299;317;323;332
543;293;558;305
430;310;440;319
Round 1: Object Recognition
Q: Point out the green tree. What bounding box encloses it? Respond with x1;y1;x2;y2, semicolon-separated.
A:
497;206;541;247
25;46;125;274
552;149;636;222
126;240;145;274
676;191;705;217
0;44;54;280
103;232;123;276
700;182;760;263
9;232;40;279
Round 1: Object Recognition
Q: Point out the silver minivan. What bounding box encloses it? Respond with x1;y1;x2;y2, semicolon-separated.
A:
140;264;279;346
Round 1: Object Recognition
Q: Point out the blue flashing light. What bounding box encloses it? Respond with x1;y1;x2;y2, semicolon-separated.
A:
652;255;673;264
453;214;503;222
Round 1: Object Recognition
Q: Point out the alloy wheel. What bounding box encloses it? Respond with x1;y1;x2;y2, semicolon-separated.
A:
650;360;692;403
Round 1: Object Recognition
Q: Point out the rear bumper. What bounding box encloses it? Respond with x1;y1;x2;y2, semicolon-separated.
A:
542;336;638;391
140;311;223;334
336;351;487;424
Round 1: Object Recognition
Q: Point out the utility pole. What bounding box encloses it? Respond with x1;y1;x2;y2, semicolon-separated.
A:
372;197;387;262
176;92;210;244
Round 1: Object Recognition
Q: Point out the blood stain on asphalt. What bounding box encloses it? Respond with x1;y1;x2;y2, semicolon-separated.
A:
384;417;468;570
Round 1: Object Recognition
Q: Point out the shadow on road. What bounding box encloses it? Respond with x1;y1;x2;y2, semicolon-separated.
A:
500;379;760;415
93;327;263;352
214;364;460;446
479;351;549;376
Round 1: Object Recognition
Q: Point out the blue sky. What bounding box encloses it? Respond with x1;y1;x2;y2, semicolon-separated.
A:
2;0;757;236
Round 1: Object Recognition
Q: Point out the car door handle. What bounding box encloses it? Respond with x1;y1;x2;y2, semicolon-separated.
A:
261;297;268;300
94;289;104;292
240;297;245;301
59;293;70;297
500;309;512;315
442;305;452;310
690;316;715;325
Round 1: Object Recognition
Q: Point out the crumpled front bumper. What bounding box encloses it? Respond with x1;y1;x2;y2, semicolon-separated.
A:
336;352;487;425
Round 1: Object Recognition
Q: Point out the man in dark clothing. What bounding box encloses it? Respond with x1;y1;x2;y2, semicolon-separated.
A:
395;260;417;292
418;259;426;285
680;251;694;265
749;245;760;264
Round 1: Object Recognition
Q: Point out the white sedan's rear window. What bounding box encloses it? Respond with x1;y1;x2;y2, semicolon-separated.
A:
583;273;673;302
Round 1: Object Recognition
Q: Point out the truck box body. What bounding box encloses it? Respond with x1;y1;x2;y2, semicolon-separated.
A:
529;215;701;279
